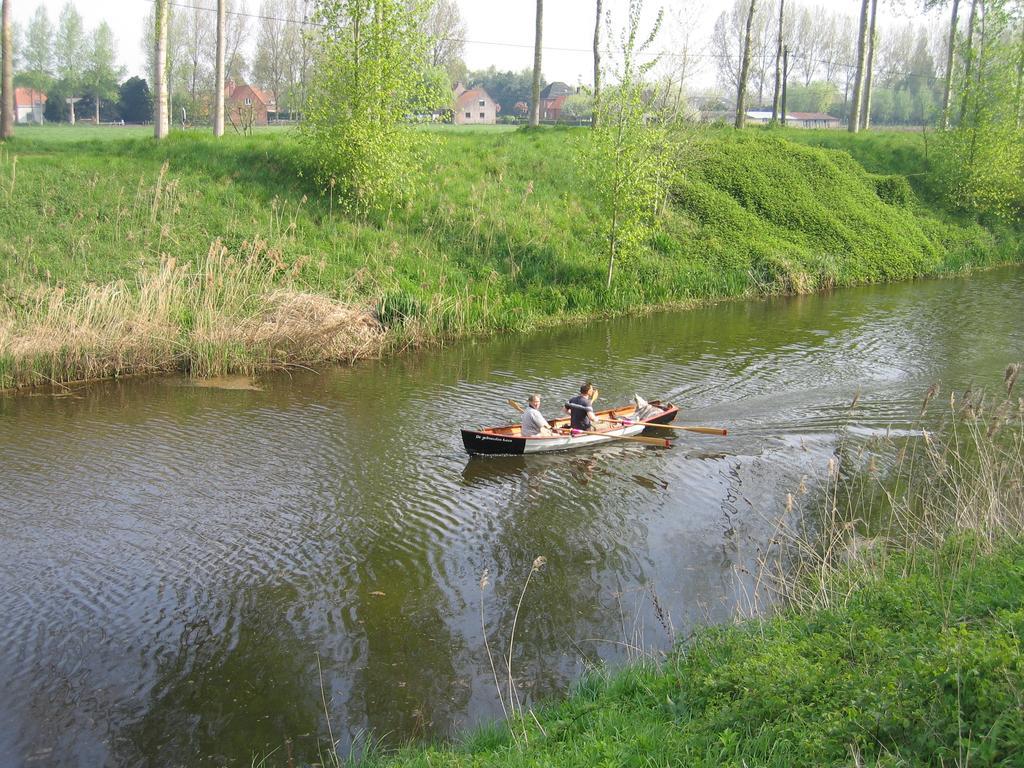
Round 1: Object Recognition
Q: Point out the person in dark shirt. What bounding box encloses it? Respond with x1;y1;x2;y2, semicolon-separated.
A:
565;382;599;431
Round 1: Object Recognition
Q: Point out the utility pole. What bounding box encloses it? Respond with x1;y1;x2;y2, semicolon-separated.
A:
214;0;225;137
592;0;601;129
529;0;542;126
735;0;757;129
155;0;169;138
1;0;13;140
771;0;785;124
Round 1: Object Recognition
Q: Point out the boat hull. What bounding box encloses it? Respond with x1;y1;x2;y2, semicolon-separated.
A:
461;401;678;456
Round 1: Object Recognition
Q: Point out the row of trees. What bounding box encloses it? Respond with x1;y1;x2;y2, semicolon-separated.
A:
713;0;956;127
143;0;314;125
3;2;124;124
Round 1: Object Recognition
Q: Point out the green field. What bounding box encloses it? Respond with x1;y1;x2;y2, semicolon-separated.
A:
0;124;1020;389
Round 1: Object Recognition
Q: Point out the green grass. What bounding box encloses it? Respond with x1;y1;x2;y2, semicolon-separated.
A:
0;124;1021;388
363;537;1024;768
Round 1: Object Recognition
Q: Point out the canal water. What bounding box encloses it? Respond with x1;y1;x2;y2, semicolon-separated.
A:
1;268;1022;766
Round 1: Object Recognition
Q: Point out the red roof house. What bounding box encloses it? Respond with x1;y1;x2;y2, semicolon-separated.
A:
14;88;47;124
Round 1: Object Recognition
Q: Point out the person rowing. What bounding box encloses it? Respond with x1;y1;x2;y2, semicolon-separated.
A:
520;394;555;437
564;382;600;432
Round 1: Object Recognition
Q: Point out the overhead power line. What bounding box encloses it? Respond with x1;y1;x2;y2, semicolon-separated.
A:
147;0;946;85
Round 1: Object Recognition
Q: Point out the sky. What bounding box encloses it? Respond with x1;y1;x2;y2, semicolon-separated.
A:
11;0;944;89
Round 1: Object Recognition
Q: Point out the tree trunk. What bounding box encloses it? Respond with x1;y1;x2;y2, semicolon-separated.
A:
941;0;960;129
214;0;225;137
848;0;871;133
155;0;169;138
0;0;13;139
959;0;978;126
735;0;757;129
69;100;76;125
861;0;878;130
1016;22;1023;129
529;0;542;127
95;97;100;124
592;0;601;129
781;46;789;126
771;0;785;123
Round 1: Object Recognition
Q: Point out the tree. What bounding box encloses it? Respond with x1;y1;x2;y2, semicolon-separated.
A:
282;0;312;119
215;0;225;136
579;0;670;290
55;2;86;124
592;0;602;128
226;0;251;83
932;0;1023;218
529;0;542;126
253;0;287;116
771;0;785;123
19;5;51;120
861;0;879;129
1;0;12;139
848;0;871;132
154;0;169;138
303;0;445;211
83;22;123;124
735;0;757;128
425;0;464;74
932;0;962;128
180;1;212;122
118;76;152;123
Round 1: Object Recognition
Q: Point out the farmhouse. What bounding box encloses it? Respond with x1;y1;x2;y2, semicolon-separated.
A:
225;81;277;126
539;82;574;121
453;84;499;125
14;88;47;124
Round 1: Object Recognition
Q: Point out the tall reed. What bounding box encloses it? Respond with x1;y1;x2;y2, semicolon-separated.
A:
0;240;384;390
758;369;1024;613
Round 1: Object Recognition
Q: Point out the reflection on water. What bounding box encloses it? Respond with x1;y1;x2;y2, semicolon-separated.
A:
1;268;1022;766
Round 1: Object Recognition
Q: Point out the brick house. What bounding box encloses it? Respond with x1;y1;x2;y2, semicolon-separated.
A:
539;82;574;121
453;84;499;125
225;82;277;126
14;88;47;124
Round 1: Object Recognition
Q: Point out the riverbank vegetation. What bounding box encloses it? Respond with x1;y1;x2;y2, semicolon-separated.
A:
336;374;1024;768
2;125;1020;390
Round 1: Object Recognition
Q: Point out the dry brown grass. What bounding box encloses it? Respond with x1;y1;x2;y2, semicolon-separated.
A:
0;240;385;391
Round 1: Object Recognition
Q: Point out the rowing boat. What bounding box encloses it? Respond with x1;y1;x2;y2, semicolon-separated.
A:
461;399;679;455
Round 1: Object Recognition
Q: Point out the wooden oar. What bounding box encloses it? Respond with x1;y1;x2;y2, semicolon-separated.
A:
609;417;728;436
561;428;671;448
508;399;525;413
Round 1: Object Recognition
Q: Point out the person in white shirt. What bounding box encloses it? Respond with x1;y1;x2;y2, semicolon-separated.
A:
521;394;554;437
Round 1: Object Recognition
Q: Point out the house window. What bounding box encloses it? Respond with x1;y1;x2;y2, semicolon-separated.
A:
478;100;485;107
244;97;252;106
479;112;485;119
465;111;471;119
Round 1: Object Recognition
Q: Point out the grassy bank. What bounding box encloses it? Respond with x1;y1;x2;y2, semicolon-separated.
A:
342;377;1024;768
1;125;1021;389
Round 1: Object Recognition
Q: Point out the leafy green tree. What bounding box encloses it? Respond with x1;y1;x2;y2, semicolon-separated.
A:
83;22;124;124
20;5;53;104
303;0;445;212
931;0;1024;219
55;2;86;123
577;0;673;291
118;76;153;123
